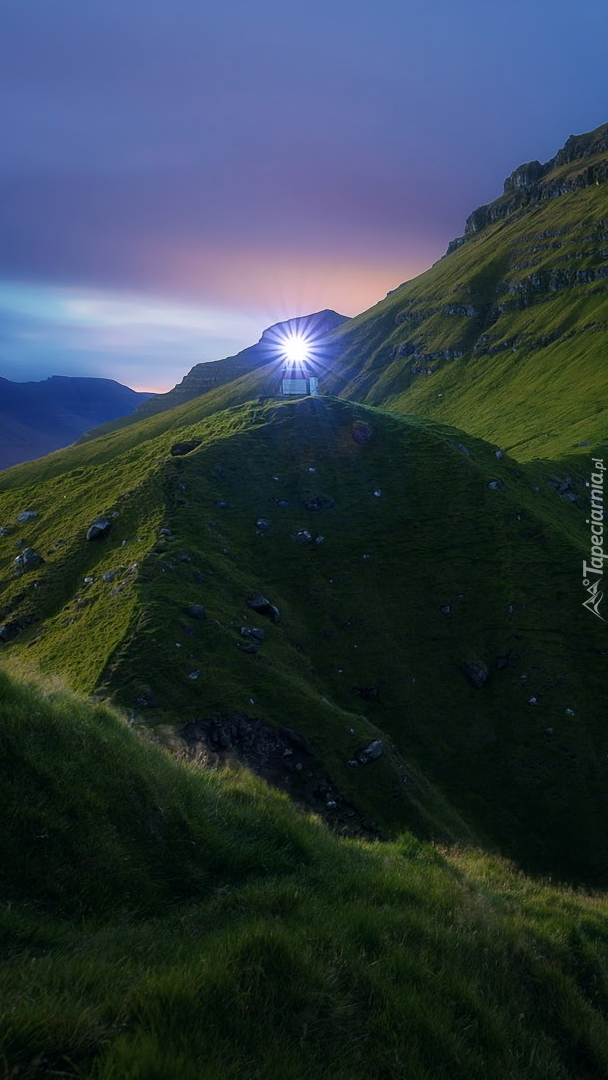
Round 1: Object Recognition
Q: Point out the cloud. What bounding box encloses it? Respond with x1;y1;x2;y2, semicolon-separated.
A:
0;282;265;390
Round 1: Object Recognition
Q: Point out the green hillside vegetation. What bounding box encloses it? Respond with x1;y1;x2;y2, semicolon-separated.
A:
321;127;608;463
3;123;608;1078
3;668;608;1080
0;396;605;884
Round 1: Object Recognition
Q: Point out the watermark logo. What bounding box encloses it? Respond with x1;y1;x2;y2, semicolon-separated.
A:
582;457;605;620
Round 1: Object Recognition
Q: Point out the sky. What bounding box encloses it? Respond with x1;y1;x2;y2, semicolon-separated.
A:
0;0;607;392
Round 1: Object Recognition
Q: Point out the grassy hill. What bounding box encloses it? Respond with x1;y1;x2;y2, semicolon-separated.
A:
3;122;608;1078
317;123;608;464
0;394;605;884
3;668;608;1080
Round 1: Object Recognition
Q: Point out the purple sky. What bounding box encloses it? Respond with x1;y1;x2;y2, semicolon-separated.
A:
1;0;607;391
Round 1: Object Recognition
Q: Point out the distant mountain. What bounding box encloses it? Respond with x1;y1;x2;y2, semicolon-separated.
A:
134;309;349;419
0;375;152;470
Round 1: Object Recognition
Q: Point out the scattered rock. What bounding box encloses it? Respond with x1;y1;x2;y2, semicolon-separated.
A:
240;626;265;641
14;548;44;573
440;603;452;616
291;530;313;545
215;500;229;509
315;535;325;544
247;594;280;622
495;654;510;670
272;498;290;508
565;708;575;716
102;569;120;583
352;421;373;444
456;443;470;456
188;671;201;680
462;661;489;689
86;518;111;541
303;494;335;511
185;604;206;620
527;696;540;706
17;510;38;524
577;441;591;447
0;620;22;643
356;740;384;764
180;714;376;838
256;518;272;531
373;489;382;497
494;450;504;459
237;642;259;654
170;440;201;456
159;527;173;538
0;527;10;537
488;479;506;491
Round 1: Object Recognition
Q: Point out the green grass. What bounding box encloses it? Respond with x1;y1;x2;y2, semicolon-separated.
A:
322;165;608;462
3;668;608;1080
0;395;605;883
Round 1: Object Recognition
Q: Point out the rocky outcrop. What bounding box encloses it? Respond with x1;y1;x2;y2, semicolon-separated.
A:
446;121;608;248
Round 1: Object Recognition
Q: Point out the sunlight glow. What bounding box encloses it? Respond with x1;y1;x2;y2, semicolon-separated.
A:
281;333;311;364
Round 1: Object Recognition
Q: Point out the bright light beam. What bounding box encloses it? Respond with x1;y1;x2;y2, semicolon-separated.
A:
281;333;311;364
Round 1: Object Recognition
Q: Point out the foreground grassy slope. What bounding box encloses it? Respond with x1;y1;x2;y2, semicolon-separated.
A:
3;669;608;1080
321;130;608;462
0;395;605;882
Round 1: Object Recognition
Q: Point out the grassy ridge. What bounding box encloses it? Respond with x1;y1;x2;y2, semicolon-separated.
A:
0;396;605;882
3;669;608;1080
322;165;608;463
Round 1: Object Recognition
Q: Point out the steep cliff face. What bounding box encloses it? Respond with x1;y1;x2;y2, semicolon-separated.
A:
447;121;608;245
322;121;608;460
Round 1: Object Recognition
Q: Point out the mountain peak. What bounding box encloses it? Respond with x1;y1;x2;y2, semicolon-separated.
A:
445;120;608;251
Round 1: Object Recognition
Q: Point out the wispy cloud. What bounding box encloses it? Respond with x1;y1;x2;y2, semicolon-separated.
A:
0;282;265;390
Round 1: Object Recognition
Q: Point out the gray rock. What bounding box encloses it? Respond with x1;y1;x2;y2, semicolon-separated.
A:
351;421;373;444
185;604;206;620
102;569;120;583
291;530;313;545
494;450;504;459
256;518;272;531
86;518;111;541
17;510;38;524
237;642;259;654
170;440;201;456
247;594;280;623
356;739;384;764
440;603;452;615
456;443;470;456
14;547;44;573
303;494;335;511
0;620;22;643
462;661;489;689
240;626;265;641
495;655;510;670
488;479;506;491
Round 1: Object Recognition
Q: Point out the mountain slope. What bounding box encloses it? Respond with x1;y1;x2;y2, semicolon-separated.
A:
0;375;151;470
0;393;605;883
319;122;608;462
4;669;608;1080
131;308;348;419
